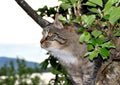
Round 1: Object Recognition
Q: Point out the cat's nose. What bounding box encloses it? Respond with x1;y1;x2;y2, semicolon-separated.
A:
40;38;46;48
40;38;45;44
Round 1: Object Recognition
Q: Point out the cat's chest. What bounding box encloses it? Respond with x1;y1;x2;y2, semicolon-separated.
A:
47;47;78;64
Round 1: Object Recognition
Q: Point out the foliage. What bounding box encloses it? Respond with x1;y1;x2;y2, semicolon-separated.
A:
40;56;72;85
37;0;120;84
0;58;45;85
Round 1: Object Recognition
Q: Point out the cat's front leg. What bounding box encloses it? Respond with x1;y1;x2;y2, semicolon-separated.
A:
71;74;84;85
82;62;96;85
65;65;83;85
67;70;83;85
83;75;95;85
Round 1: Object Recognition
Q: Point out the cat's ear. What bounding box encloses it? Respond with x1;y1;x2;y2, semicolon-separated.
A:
54;14;64;29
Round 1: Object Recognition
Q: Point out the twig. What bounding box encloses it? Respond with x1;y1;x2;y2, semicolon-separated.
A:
15;0;50;28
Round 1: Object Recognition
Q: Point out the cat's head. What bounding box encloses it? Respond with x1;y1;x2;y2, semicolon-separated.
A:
40;14;78;51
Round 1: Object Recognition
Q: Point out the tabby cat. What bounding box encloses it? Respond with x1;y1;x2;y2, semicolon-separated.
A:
40;15;102;85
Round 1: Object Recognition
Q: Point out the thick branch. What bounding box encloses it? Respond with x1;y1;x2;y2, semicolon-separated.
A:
15;0;50;28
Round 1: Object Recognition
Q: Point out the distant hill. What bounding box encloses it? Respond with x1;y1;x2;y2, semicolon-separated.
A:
0;56;40;69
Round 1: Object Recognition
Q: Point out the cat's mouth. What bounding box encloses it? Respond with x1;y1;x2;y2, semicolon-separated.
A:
41;41;50;48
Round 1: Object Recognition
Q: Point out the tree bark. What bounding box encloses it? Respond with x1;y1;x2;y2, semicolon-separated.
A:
15;0;50;28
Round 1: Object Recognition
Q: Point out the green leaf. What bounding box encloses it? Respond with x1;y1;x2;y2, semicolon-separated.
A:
89;51;98;60
81;15;88;22
70;0;76;5
88;8;100;14
73;17;81;23
114;31;120;37
84;51;98;60
87;15;96;25
77;27;85;32
84;32;91;42
60;3;72;10
103;14;110;20
101;42;115;48
103;0;118;13
79;31;91;43
99;48;110;59
89;38;103;46
79;33;85;43
85;2;96;7
88;8;102;17
109;7;120;24
48;68;60;74
99;34;105;40
58;15;67;24
103;6;115;15
82;15;96;26
87;44;94;51
40;59;49;70
84;52;91;57
89;0;103;7
91;30;102;38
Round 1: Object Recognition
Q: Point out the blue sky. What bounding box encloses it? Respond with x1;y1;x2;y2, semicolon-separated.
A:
0;0;59;63
0;44;48;63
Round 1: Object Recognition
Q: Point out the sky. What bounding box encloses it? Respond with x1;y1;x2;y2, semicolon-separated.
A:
0;0;59;63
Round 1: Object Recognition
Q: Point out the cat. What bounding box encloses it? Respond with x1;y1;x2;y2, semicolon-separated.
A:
40;14;102;85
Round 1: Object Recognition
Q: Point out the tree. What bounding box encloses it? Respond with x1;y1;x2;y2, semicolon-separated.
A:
15;0;120;85
0;58;44;85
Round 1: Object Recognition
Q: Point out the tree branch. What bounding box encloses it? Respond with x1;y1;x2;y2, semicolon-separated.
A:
15;0;51;28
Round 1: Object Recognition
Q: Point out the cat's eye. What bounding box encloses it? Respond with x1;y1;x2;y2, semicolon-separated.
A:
48;32;53;37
